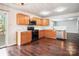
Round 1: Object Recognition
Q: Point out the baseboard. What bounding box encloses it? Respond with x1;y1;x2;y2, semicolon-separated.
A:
0;44;16;49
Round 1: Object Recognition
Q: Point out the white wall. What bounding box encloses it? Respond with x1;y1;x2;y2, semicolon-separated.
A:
55;19;78;33
0;4;40;46
48;12;79;33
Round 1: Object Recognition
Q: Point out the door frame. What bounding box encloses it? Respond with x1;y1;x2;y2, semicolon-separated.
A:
0;10;8;48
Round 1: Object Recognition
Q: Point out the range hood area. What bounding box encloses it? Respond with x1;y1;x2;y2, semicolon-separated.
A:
29;21;36;25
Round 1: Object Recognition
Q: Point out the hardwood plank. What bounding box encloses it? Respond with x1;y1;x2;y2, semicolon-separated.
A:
2;38;79;56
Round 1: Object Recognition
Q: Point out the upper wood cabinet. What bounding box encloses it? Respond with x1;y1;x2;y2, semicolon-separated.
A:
31;17;42;26
36;19;42;26
42;19;49;26
31;17;39;21
32;17;49;26
16;13;30;25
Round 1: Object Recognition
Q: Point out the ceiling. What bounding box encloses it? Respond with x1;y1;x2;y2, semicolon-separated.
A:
2;3;79;17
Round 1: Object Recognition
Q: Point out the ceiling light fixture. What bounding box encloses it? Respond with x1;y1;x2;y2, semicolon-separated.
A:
40;11;50;16
16;3;24;6
54;7;66;12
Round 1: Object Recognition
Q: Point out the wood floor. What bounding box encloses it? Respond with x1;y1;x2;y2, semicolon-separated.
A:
1;38;79;56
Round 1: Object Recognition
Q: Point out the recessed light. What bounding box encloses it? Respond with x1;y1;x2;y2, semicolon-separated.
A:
40;11;50;16
54;7;66;12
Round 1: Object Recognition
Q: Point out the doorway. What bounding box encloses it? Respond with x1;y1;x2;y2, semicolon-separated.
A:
0;10;8;48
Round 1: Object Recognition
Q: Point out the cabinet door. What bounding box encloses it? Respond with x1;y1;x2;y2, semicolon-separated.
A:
32;17;42;26
39;30;45;38
31;17;38;21
42;19;49;26
21;32;27;44
45;30;56;39
44;30;48;38
24;15;29;25
16;13;29;25
37;19;42;26
26;31;32;43
21;31;32;45
49;30;56;39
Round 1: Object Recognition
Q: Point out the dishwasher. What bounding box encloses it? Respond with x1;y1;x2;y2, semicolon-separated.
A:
56;30;67;40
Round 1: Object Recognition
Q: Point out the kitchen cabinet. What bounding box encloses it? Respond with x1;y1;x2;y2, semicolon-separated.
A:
32;17;49;26
32;17;42;26
16;13;30;25
39;30;45;39
39;30;56;39
16;30;56;45
16;31;32;45
44;30;48;37
46;30;56;39
36;19;42;26
31;17;39;21
42;19;49;26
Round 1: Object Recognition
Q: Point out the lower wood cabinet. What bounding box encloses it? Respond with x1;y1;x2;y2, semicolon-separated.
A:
16;30;56;45
39;30;45;39
39;30;56;39
16;31;32;45
46;30;56;39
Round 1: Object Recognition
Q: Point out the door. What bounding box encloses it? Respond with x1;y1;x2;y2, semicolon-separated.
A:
0;11;7;48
